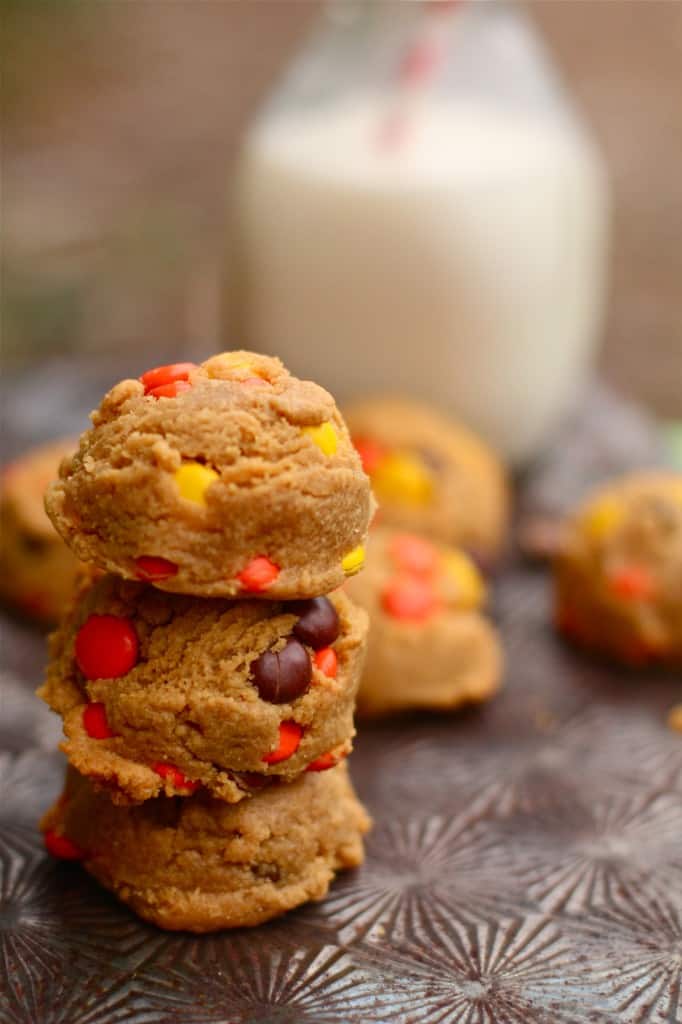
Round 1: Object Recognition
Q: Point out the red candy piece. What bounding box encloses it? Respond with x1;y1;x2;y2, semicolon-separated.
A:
140;362;197;395
152;762;201;793
238;556;280;593
306;749;346;773
609;565;656;601
75;614;139;680
382;575;439;623
135;555;179;582
44;829;86;861
83;702;117;740
352;436;387;475
314;647;338;679
262;721;303;764
147;380;193;400
389;533;438;575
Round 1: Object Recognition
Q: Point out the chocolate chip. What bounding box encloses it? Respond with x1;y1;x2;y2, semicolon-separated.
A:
291;597;340;649
250;638;311;703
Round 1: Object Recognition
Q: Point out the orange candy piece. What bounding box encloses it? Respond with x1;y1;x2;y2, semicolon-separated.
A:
44;829;86;861
352;436;388;475
140;362;196;395
608;565;656;601
135;556;179;582
314;647;338;679
238;556;280;593
389;533;438;575
83;702;117;740
382;575;440;623
152;762;201;793
262;721;303;764
306;748;347;773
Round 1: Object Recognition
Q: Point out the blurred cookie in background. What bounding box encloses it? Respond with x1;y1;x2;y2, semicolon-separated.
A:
554;472;682;667
0;438;82;622
345;527;503;717
344;397;509;568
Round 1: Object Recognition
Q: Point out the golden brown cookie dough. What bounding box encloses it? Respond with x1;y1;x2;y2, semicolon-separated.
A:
42;764;370;932
555;473;682;665
0;438;83;622
39;573;367;804
343;397;509;564
46;352;374;599
345;527;503;717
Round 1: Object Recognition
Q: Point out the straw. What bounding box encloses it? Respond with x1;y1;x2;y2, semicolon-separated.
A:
376;0;462;152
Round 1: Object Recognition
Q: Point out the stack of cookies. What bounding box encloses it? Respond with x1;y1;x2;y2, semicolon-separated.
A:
38;351;373;932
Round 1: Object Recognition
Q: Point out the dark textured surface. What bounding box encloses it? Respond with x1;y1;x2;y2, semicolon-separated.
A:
1;377;681;1023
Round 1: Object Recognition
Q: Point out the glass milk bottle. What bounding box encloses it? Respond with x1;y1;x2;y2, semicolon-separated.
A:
234;0;610;465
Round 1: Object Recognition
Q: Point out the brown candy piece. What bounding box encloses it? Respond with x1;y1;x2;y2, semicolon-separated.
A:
291;597;340;650
250;638;312;704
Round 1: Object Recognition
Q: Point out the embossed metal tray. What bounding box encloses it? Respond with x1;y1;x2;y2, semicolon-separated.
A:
1;363;680;1023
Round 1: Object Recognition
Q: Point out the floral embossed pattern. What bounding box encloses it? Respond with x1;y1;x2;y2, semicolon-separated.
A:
1;385;681;1023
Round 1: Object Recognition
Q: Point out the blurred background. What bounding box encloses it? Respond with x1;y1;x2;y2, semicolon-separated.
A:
3;0;681;434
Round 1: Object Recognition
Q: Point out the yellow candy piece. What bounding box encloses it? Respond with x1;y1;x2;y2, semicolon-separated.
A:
342;545;365;576
442;550;485;609
303;421;338;457
581;495;625;542
174;461;219;506
204;352;262;380
371;451;433;506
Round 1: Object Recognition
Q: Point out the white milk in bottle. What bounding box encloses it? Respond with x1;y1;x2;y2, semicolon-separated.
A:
234;3;609;464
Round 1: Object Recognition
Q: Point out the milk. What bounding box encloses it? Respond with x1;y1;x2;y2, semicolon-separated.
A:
235;95;609;463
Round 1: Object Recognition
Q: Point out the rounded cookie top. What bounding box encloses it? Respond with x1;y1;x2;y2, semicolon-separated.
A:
555;472;682;665
42;764;371;932
345;527;503;716
343;396;509;563
0;438;82;621
46;352;373;598
39;572;368;803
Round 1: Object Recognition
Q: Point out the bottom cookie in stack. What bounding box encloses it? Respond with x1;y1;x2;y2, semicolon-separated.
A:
42;764;370;933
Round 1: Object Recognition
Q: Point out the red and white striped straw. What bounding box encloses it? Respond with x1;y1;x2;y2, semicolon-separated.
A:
376;0;462;151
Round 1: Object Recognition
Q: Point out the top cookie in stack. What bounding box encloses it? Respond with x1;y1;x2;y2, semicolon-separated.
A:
46;351;374;598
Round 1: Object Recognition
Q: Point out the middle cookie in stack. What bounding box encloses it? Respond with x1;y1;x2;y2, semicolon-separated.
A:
39;350;373;931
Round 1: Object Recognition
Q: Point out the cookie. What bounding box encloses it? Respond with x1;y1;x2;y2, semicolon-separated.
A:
38;573;367;803
0;438;82;621
555;473;682;665
345;527;503;716
42;764;370;932
343;397;509;564
45;352;374;599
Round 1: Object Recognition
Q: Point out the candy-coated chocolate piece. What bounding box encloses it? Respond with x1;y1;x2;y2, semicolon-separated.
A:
352;436;387;476
140;363;196;394
250;639;312;704
303;421;338;456
237;556;281;592
314;647;338;678
83;702;117;740
173;461;219;506
581;495;625;543
342;545;365;576
204;354;264;379
371;451;433;506
608;565;657;601
262;721;303;764
147;380;193;400
152;762;201;793
442;550;485;609
389;533;438;575
292;597;340;649
306;748;346;772
44;829;86;861
75;614;139;680
135;555;179;582
382;575;439;622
